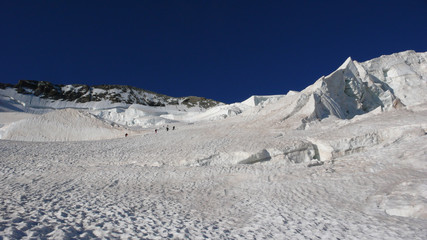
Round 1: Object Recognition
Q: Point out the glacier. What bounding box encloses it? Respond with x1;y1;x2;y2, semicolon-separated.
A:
0;50;426;239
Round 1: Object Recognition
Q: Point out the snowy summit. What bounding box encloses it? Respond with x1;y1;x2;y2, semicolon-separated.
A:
0;50;426;239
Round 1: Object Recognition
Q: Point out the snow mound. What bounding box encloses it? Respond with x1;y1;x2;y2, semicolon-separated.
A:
91;104;175;128
241;95;285;107
175;103;246;122
90;103;246;127
183;141;319;167
0;108;129;141
368;180;427;219
382;181;427;219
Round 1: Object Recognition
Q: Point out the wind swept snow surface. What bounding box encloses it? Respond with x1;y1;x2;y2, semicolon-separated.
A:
1;105;427;239
0;51;427;239
0;109;131;141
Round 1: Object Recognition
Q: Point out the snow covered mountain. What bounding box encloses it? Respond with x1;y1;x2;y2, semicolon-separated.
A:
1;50;427;239
249;50;426;126
0;50;426;141
0;81;224;138
0;80;222;112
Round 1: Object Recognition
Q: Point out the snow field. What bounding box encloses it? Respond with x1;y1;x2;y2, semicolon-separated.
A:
1;51;427;239
0;109;135;141
1;104;427;239
1;138;426;239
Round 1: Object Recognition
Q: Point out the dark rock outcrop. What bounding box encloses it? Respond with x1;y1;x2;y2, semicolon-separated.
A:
1;80;222;109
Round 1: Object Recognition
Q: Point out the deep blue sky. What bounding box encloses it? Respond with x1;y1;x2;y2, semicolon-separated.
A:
1;0;426;103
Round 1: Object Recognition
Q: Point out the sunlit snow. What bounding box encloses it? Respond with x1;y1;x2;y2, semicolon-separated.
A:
0;50;426;239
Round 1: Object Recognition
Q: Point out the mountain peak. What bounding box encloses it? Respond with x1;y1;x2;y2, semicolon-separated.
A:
337;57;353;70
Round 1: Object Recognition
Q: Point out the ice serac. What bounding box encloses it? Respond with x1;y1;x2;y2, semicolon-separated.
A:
278;51;427;127
312;56;395;119
360;50;427;106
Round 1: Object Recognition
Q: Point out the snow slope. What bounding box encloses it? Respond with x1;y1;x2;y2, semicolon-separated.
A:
0;104;426;239
227;51;427;131
0;109;133;141
0;50;426;239
1;51;425;134
0;81;222;112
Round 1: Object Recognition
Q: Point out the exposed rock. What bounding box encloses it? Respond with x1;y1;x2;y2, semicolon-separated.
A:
1;80;222;109
0;83;14;89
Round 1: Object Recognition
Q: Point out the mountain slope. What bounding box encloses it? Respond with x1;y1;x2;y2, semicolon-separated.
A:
239;50;427;129
0;51;427;239
0;108;131;141
0;50;426;139
307;50;426;117
0;80;222;112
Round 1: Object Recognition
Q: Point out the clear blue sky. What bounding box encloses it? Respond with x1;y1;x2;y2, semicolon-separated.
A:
1;0;426;103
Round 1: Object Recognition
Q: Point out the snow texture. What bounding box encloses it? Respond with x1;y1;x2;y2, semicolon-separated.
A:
0;50;426;239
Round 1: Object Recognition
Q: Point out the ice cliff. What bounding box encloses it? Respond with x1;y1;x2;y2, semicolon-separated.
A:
274;50;426;127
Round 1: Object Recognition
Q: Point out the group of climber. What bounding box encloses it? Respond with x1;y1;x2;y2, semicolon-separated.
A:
154;125;175;133
124;125;176;137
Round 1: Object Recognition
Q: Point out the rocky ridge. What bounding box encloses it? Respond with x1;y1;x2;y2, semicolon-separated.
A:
0;80;221;109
